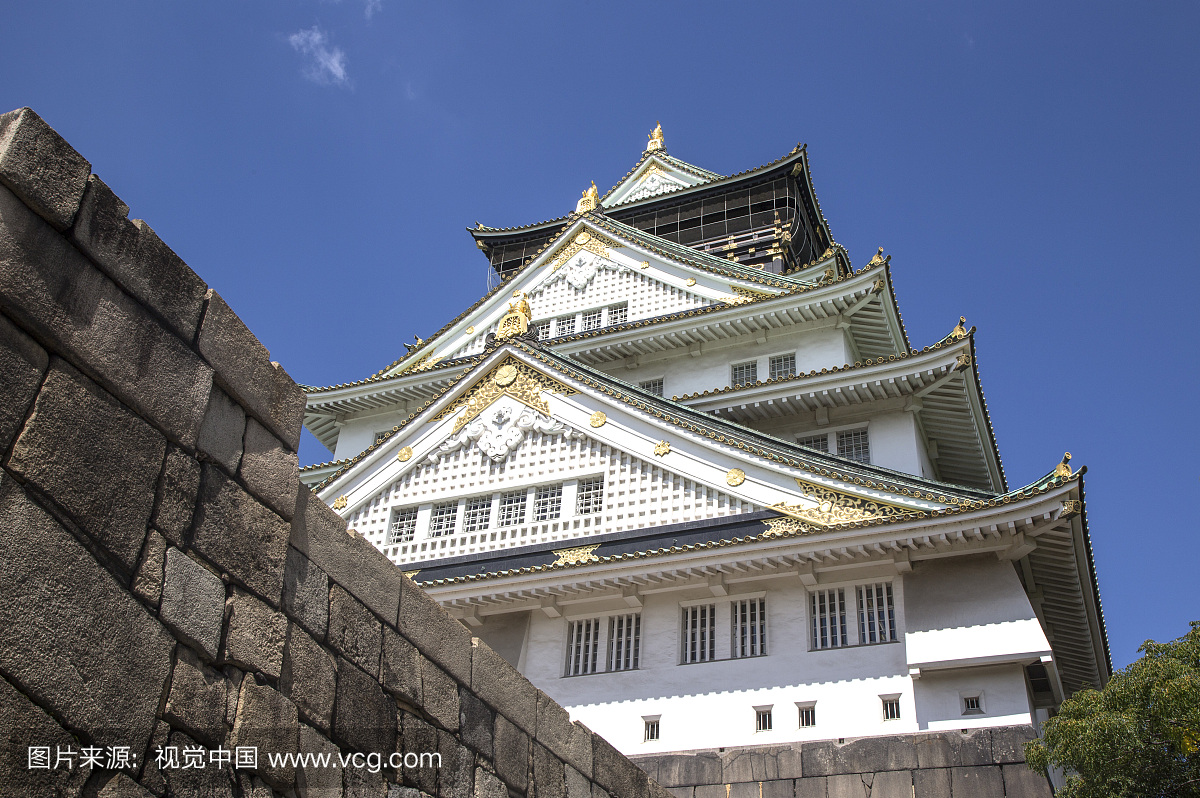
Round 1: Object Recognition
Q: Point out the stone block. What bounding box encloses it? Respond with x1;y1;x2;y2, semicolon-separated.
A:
471;637;537;734
759;780;796;798
0;107;90;230
292;488;403;623
70;175;208;340
297;723;343;796
533;743;567;798
592;732;649;798
132;529;168;606
565;765;592;798
803;735;916;778
149;449;200;550
8;359;165;570
0;477;172;752
870;770;912;798
950;765;1004;798
280;623;336;732
382;626;422;705
329;583;383;677
231;678;299;790
164;646;231;747
991;724;1038;763
723;745;804;783
826;774;869;798
239;417;300;520
197;385;245;474
283;545;329;639
458;689;493;760
0;311;47;455
197;290;305;450
163;730;238;798
913;768;951;798
537;690;592;779
139;720;172;796
97;773;156;798
474;766;509;798
0;673;89;797
398;711;438;795
192;464;290;604
694;786;727;798
914;729;992;769
638;753;722;787
223;588;288;679
1000;763;1053;797
345;766;387;798
0;184;213;444
160;546;227;660
422;656;460;732
492;712;530;794
794;775;828;798
334;658;396;755
436;727;475;798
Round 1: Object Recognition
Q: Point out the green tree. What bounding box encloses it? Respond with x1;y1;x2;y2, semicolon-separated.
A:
1026;620;1200;797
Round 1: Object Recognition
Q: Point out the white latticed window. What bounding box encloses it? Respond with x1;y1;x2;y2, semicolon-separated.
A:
497;490;527;527
857;582;897;644
535;321;551;340
555;315;576;336
534;483;563;521
732;598;767;658
769;354;796;380
387;507;417;544
797;703;816;728
565;618;601;676
607;613;641;672
427;502;458;537
582;309;603;331
756;707;773;732
461;496;492;533
644;718;660;742
639;378;664;397
731;360;757;386
576;477;605;515
681;604;716;663
608;302;628;325
837;428;871;463
797;433;830;452
811;588;848;649
882;696;901;721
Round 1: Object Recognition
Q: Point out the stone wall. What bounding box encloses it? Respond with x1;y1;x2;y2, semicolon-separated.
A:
632;726;1052;797
0;106;672;798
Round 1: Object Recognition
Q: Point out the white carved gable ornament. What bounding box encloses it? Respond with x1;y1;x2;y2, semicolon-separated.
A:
626;168;688;203
424;403;581;467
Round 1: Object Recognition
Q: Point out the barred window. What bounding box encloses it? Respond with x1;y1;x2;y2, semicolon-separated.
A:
756;707;773;732
731;360;757;386
857;582;897;644
837;428;871;463
768;354;796;380
387;507;418;544
497;490;527;527
462;496;492;533
534;321;552;340
797;433;830;452
582;309;603;331
732;598;767;658
555;315;576;336
811;588;848;649
639;378;664;397
882;697;901;721
565;618;601;676
963;695;983;715
534;483;563;521
576;477;605;515
607;613;641;672
608;302;628;325
427;502;458;537
644;717;660;742
681;604;716;663
797;703;816;728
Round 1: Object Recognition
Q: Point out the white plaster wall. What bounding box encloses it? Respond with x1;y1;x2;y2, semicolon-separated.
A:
903;555;1039;634
867;412;924;475
333;413;407;461
912;664;1033;731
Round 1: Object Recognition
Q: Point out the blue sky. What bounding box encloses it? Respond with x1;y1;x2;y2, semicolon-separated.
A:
4;2;1197;672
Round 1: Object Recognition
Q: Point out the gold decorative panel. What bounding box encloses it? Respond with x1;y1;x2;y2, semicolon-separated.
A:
432;357;577;433
589;411;607;428
769;479;918;526
548;228;619;270
332;495;348;510
726;468;745;487
653;440;671;457
397;446;413;462
552;544;601;566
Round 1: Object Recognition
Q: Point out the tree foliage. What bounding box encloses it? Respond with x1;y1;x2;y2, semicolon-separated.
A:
1026;620;1200;798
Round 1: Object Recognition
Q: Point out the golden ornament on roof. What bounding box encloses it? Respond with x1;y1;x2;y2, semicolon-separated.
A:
726;468;746;487
397;446;413;462
575;181;599;213
653;440;671;457
494;364;519;387
952;316;968;339
646;121;664;152
589;411;607;428
1054;452;1073;478
867;247;885;267
332;495;348;511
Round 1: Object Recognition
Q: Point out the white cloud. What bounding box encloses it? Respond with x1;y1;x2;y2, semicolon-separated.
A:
363;0;383;20
288;26;350;87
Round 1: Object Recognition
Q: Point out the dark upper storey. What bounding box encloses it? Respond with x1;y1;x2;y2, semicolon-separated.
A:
471;144;835;280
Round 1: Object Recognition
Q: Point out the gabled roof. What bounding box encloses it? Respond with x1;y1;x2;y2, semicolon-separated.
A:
599;149;722;207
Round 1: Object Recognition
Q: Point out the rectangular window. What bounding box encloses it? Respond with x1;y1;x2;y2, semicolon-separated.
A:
963;695;983;714
576;477;605;515
608;302;628;325
768;354;796;380
534;321;551;340
387;507;418;544
373;430;390;446
731;360;758;386
811;588;848;649
682;604;716;664
427;502;458;537
497;490;527;527
534;483;563;521
837;428;871;463
582;309;603;331
643;718;660;742
798;703;817;728
607;613;641;672
756;708;773;732
857;582;897;644
555;315;576;336
882;697;901;721
639;378;664;397
797;433;830;452
565;618;601;676
461;496;491;533
731;598;767;658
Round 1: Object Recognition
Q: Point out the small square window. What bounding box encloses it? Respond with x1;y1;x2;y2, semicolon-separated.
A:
576;477;604;515
462;496;491;533
533;483;563;521
388;507;418;544
962;694;984;715
837;428;871;463
582;309;603;331
497;490;527;527
797;433;830;453
755;707;773;732
643;717;660;742
427;502;458;537
731;360;758;386
555;315;576;336
882;697;901;721
768;354;796;380
797;703;816;728
608;302;628;325
640;378;664;397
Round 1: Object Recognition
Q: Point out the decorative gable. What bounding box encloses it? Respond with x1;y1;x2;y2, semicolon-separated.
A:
602;156;711;208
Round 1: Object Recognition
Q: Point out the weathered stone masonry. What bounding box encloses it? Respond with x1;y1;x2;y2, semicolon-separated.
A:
0;106;669;798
